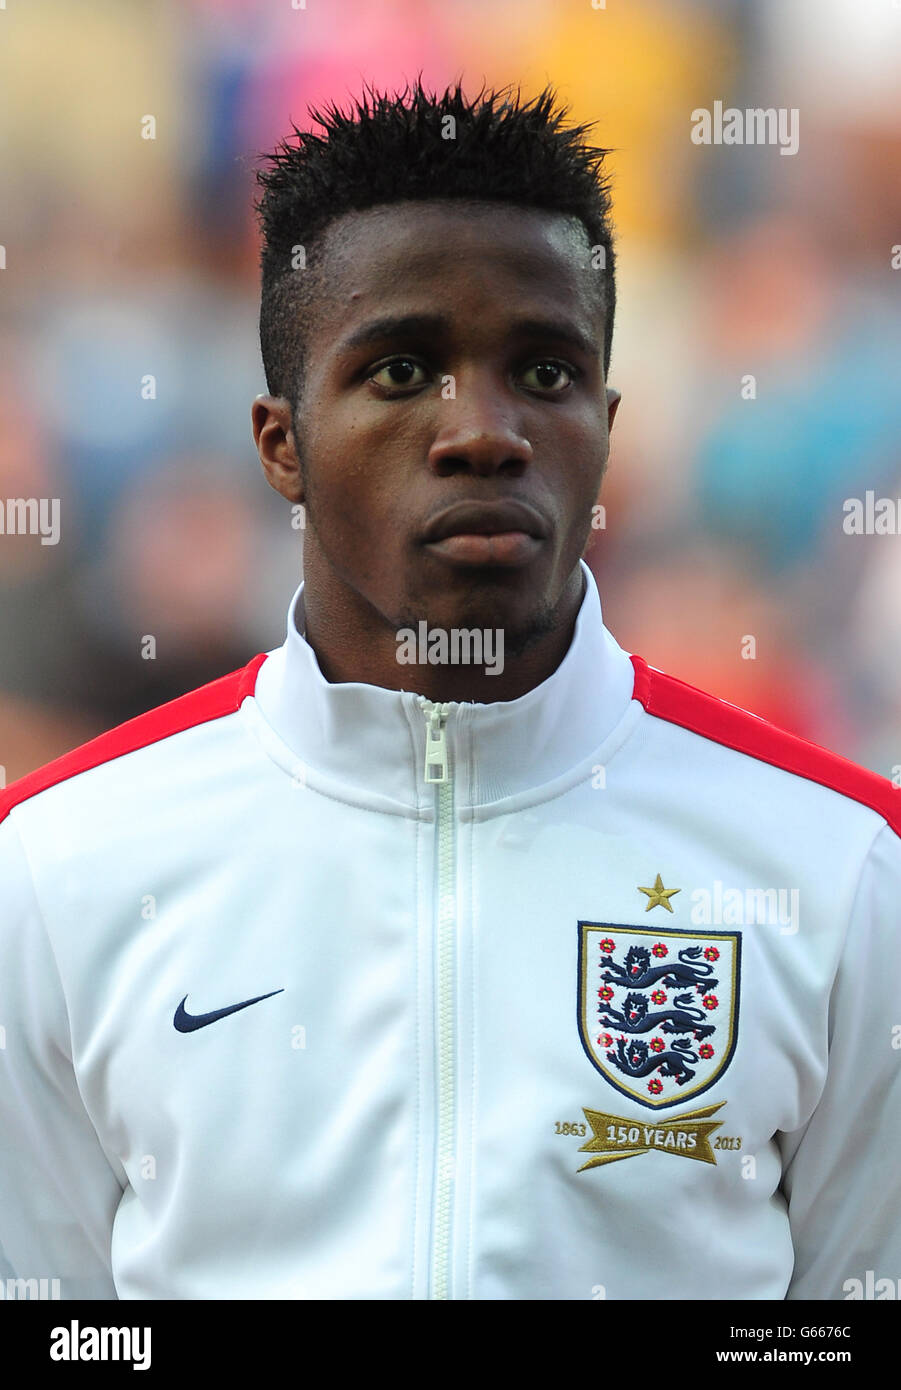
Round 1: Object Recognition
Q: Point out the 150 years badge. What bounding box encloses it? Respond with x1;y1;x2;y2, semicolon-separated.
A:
577;922;741;1110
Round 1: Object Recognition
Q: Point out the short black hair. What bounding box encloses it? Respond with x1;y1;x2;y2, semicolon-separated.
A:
255;77;616;412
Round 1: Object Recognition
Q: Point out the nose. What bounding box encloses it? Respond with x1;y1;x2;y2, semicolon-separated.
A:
426;373;533;478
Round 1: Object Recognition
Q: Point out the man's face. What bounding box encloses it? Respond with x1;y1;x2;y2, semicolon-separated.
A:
260;199;619;655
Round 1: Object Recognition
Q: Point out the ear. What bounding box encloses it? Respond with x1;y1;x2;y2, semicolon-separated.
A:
252;395;304;504
606;387;621;430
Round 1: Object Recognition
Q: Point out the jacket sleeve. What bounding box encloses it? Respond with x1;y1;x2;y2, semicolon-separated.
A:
0;813;123;1298
779;819;901;1299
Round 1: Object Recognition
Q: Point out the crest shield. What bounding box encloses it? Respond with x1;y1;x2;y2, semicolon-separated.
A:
578;922;741;1110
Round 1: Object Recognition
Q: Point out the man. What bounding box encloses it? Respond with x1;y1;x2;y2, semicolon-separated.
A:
1;81;899;1301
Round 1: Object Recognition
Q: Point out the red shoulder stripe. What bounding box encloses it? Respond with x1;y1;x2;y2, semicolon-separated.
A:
0;653;268;825
630;654;901;837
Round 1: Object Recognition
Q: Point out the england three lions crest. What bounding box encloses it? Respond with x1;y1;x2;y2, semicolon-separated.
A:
578;923;741;1110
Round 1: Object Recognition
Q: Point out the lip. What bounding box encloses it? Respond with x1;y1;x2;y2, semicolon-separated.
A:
421;499;549;545
425;531;542;567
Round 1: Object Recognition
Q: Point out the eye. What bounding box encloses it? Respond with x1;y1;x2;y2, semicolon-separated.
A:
520;360;577;393
368;358;429;391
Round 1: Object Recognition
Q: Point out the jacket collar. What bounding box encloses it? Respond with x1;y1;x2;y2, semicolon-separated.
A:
249;559;638;813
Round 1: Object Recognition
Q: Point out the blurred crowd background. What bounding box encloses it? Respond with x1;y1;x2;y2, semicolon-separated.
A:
1;0;900;785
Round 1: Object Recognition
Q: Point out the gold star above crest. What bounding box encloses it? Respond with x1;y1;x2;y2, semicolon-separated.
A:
638;873;680;913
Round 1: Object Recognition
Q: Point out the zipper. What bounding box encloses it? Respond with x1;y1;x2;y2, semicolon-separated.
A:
419;698;456;1300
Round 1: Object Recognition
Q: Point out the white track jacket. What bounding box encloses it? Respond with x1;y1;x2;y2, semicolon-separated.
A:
1;561;899;1300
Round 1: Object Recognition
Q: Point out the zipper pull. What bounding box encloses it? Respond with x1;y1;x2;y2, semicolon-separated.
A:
420;700;450;785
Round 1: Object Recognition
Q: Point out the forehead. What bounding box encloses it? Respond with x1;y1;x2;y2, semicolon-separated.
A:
309;199;603;340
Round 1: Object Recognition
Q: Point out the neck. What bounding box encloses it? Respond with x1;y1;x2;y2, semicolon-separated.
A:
299;567;586;703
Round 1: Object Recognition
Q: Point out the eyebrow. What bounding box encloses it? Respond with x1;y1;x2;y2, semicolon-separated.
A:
337;313;600;359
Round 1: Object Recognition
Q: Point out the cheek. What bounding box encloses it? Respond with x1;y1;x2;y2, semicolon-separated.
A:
554;451;607;550
304;452;402;580
305;412;423;535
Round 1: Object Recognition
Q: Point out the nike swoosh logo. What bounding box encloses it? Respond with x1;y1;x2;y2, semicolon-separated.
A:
173;989;284;1033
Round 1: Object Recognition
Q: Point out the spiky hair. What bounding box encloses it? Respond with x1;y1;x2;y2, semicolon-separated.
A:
255;77;617;410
